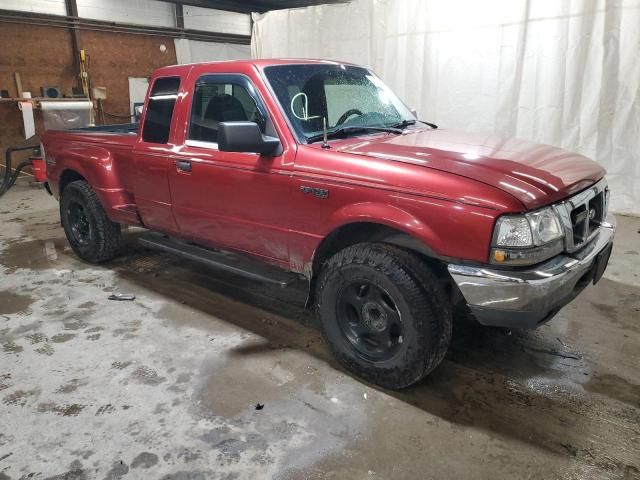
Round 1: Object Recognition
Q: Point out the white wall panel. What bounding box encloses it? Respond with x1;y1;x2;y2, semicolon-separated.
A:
76;0;175;28
183;6;250;35
174;38;251;64
253;0;640;216
1;0;66;16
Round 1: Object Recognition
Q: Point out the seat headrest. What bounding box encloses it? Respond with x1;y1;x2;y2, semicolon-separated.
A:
204;94;248;122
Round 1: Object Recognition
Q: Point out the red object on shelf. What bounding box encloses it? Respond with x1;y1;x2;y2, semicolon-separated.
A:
30;157;47;183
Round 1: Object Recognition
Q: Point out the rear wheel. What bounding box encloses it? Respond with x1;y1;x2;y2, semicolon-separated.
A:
317;243;451;389
60;180;121;263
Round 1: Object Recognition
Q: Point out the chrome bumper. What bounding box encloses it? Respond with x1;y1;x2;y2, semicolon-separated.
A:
448;214;616;329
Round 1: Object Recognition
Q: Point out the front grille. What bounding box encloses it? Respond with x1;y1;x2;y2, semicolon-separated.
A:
569;191;604;246
570;204;588;245
588;191;604;233
554;179;608;252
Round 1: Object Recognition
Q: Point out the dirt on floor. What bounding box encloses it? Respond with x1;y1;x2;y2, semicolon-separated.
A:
0;182;639;480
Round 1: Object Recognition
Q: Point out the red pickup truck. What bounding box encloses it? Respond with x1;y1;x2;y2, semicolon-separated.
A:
41;59;615;389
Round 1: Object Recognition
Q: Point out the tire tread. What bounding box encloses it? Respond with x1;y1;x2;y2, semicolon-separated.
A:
316;242;451;389
61;180;121;263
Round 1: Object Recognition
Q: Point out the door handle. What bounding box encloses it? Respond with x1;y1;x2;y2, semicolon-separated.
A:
176;160;192;172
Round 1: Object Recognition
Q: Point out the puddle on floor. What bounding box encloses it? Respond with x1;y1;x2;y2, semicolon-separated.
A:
584;372;640;408
195;345;325;419
0;237;72;273
197;356;289;418
0;291;34;315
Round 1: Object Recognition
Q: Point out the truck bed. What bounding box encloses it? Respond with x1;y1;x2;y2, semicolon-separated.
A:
71;123;138;134
43;123;139;150
42;123;140;220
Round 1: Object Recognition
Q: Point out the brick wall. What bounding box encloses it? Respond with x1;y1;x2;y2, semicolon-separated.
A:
0;22;177;158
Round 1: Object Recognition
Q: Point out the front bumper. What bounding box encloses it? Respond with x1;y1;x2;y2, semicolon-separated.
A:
448;214;616;329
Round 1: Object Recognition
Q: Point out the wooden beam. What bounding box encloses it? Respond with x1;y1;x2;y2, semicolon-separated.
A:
157;0;350;13
14;72;23;97
158;0;265;13
64;0;78;17
64;0;82;90
175;2;185;30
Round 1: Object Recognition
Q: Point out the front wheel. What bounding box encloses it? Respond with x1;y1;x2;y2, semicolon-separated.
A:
60;180;121;263
316;243;452;389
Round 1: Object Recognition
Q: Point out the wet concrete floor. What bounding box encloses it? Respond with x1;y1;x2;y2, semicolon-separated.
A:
0;182;639;479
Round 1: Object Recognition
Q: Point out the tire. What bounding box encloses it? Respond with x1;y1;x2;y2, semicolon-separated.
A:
60;180;121;263
316;243;452;389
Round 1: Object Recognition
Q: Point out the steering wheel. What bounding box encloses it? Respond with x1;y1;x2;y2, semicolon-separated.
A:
336;108;364;126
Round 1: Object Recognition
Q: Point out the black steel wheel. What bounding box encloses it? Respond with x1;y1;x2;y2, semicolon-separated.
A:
317;242;452;390
60;180;121;263
337;281;404;361
66;200;92;247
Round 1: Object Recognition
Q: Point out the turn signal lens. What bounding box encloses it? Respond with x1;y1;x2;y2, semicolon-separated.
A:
495;216;532;247
490;240;564;266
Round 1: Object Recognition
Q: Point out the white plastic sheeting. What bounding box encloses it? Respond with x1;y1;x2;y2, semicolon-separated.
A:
41;101;93;131
174;39;251;64
252;0;640;215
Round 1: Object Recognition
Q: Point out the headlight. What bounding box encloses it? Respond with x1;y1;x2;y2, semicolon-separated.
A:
528;208;563;245
491;207;564;266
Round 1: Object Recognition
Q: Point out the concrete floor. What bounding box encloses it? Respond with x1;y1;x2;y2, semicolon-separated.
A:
0;181;639;480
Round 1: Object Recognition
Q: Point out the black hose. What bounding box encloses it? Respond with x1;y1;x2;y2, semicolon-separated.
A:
0;144;39;199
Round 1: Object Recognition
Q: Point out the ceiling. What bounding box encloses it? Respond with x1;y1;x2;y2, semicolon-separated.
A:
171;0;350;13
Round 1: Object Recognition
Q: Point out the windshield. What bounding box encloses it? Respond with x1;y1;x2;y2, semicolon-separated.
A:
263;64;415;143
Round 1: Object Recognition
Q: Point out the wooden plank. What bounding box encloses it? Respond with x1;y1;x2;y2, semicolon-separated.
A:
14;72;23;97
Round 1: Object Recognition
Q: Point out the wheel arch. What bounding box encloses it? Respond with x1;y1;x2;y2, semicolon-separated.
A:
312;221;435;272
307;219;450;307
310;202;444;273
59;169;87;194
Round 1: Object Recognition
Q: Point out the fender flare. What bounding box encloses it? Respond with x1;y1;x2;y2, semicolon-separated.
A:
302;202;443;308
324;201;440;254
55;144;117;195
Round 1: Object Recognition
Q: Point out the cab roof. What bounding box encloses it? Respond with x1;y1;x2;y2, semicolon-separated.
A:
153;58;360;76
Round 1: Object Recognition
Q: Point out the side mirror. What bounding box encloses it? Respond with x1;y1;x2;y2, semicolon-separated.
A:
218;121;281;156
410;108;418;119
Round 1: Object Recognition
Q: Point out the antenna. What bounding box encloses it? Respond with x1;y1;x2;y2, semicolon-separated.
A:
321;117;330;149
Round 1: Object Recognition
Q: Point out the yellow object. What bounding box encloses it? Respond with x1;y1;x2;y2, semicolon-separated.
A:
78;49;94;125
493;250;506;262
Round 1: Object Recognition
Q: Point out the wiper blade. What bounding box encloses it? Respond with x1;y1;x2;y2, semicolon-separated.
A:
390;119;438;129
389;119;417;129
307;125;403;144
418;119;438;129
391;120;438;129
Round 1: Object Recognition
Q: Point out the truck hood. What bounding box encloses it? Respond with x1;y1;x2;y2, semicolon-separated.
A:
335;128;605;210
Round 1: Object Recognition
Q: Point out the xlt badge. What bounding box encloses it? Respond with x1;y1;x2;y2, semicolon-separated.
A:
300;185;329;199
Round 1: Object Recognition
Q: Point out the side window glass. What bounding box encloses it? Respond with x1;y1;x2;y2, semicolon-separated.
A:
142;77;180;144
189;82;265;143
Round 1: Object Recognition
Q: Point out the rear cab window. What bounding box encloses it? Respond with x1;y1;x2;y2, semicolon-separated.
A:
142;77;181;144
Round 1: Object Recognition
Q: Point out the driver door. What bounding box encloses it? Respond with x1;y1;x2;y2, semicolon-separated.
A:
168;74;294;265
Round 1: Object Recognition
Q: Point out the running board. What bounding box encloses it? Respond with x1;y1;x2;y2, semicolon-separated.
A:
138;233;299;288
